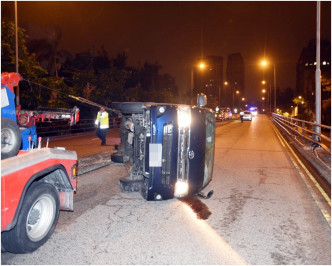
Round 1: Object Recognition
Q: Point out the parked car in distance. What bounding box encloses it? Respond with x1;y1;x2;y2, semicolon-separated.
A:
242;110;253;121
250;107;258;117
221;108;232;119
216;107;232;120
215;110;223;121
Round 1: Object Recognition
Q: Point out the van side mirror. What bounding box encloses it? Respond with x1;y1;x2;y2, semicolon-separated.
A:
197;93;207;107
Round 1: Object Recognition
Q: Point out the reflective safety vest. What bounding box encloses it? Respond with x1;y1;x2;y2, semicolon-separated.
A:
95;111;109;129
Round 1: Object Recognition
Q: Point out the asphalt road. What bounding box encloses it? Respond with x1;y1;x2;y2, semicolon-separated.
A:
2;115;331;264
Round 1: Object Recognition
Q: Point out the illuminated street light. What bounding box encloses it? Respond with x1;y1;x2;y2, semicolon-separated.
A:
294;95;305;116
220;81;229;110
232;90;240;111
262;80;266;85
262;89;266;93
262;97;265;100
190;61;206;105
260;59;277;112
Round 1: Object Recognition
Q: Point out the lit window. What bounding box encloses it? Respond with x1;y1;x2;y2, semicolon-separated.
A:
314;62;317;65
305;63;309;66
323;61;327;65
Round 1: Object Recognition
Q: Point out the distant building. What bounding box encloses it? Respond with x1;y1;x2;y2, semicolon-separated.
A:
296;39;331;122
226;53;245;110
296;39;331;98
193;56;223;108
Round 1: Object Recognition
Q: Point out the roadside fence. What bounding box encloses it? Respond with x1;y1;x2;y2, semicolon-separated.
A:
36;117;122;138
271;113;331;154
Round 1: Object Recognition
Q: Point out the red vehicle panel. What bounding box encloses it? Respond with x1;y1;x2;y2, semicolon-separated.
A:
1;148;77;232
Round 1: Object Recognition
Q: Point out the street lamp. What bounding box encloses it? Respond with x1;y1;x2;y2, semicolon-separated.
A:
191;61;206;105
261;60;277;112
220;81;228;109
14;1;20;106
232;90;240;111
294;96;304;116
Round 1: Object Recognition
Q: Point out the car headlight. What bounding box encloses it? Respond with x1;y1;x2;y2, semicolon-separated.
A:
174;180;189;197
177;106;191;128
240;111;244;115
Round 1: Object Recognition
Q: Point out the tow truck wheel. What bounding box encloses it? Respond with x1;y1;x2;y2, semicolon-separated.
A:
1;118;22;160
1;182;60;254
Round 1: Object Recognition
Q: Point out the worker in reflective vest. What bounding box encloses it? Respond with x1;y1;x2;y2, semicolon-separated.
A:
95;107;109;145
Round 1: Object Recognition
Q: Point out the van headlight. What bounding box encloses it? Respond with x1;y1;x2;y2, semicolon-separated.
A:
174;180;189;197
177;106;191;128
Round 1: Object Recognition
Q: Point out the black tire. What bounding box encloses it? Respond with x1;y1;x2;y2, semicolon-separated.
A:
1;182;60;254
110;102;145;114
1;118;22;160
111;152;124;163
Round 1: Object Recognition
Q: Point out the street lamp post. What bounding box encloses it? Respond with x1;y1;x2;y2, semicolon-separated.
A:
314;1;321;141
218;83;221;108
233;90;239;111
14;1;20;106
261;60;277;112
273;63;276;113
232;91;234;111
222;81;228;109
190;62;206;105
190;68;194;105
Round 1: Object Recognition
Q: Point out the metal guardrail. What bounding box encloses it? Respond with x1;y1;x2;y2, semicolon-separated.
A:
36;117;122;138
271;113;331;154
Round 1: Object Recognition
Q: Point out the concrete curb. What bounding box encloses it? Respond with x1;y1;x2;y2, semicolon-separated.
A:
78;161;113;175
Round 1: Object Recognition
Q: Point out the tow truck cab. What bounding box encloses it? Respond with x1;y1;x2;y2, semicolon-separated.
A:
111;94;215;201
1;72;79;254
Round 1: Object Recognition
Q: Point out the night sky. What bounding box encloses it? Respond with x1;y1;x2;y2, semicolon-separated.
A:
2;1;331;102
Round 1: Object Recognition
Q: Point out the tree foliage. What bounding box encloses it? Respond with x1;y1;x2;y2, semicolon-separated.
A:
1;20;180;117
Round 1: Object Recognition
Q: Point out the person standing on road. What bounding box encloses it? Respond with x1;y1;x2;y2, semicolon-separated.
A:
95;107;109;145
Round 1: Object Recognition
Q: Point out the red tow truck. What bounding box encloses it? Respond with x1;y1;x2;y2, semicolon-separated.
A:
1;73;79;253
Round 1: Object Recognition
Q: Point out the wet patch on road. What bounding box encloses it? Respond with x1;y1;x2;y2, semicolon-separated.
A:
180;197;212;220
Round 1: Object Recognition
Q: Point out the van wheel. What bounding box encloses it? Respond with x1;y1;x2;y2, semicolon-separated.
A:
1;182;60;254
1;118;22;160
